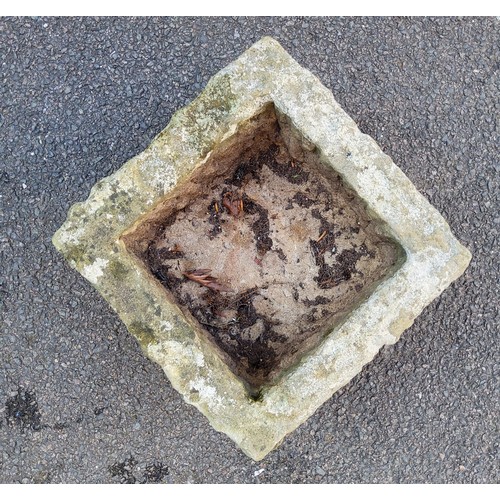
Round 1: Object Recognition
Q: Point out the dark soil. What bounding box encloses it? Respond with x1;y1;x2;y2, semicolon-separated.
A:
263;144;309;184
287;191;315;209
207;199;223;238
241;194;273;256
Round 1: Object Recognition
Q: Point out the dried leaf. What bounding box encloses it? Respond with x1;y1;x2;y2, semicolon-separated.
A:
183;268;232;292
222;192;243;217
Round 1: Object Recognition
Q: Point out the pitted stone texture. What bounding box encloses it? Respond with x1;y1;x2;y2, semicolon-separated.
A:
52;37;471;460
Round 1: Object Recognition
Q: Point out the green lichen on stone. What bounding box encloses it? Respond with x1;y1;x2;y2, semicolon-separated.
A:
108;190;133;215
107;259;130;281
169;314;196;343
61;243;87;267
128;321;157;349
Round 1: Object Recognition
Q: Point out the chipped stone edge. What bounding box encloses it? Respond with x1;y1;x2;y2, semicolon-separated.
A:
52;37;471;461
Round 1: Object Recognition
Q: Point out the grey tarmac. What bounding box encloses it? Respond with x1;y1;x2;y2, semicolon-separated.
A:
0;17;498;483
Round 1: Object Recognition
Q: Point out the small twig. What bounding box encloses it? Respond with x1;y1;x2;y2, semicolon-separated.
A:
317;230;327;243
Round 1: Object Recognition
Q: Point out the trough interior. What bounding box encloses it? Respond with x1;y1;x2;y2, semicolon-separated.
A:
123;103;405;394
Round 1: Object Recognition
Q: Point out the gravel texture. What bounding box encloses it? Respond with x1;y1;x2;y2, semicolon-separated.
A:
0;17;498;484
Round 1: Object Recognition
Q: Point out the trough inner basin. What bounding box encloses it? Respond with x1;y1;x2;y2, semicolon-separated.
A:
123;103;405;394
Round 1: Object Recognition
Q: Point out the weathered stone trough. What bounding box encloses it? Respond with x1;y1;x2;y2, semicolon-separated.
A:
52;37;471;460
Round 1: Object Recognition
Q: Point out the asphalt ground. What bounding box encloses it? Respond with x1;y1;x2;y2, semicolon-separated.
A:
0;17;498;483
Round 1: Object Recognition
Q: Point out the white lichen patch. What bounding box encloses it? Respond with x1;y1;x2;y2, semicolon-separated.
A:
56;221;85;247
189;377;224;408
148;338;204;369
140;153;178;194
81;258;109;284
160;320;173;332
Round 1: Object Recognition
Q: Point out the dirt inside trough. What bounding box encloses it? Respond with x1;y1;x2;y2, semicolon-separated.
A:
123;104;405;393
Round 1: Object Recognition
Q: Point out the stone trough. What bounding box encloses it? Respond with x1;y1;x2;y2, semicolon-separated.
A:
52;37;471;460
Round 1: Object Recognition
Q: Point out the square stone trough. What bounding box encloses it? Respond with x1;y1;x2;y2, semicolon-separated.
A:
52;37;471;460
